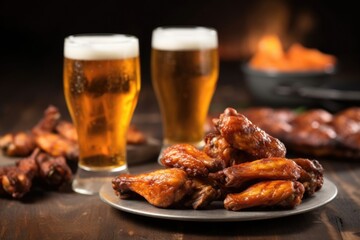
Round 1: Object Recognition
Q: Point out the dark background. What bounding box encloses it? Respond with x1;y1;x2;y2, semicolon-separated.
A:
0;0;359;119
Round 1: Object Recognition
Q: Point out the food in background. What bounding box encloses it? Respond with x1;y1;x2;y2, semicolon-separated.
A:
249;35;336;72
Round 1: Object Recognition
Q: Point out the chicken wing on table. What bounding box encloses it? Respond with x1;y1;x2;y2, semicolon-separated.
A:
112;168;220;209
213;108;286;160
0;132;36;157
0;148;73;198
224;180;305;211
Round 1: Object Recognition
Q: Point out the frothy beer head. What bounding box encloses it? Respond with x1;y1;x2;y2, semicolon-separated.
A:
64;34;139;60
152;27;218;50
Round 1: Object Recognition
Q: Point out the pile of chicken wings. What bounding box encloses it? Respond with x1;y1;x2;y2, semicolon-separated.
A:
112;108;324;211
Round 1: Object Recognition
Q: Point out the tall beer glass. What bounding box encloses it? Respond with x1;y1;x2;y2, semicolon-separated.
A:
151;27;218;150
63;34;141;194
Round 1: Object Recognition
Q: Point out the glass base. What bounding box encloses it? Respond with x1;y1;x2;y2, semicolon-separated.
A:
72;165;128;195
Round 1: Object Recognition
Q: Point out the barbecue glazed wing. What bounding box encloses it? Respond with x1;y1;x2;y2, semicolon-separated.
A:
35;152;72;187
210;157;301;188
0;132;36;157
112;168;192;208
160;144;224;177
112;168;220;209
34;132;79;160
224;180;305;211
203;133;253;166
332;107;360;150
183;178;221;209
292;158;323;196
55;121;78;142
32;105;61;133
1;149;39;198
242;107;295;138
214;108;286;159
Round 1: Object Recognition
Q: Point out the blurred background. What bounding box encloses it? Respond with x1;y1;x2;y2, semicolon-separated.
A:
0;0;359;120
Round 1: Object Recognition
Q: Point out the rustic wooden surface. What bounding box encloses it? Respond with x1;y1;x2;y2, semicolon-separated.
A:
0;65;360;240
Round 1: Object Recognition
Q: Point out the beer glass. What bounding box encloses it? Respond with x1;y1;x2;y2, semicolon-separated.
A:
151;27;219;151
63;34;141;194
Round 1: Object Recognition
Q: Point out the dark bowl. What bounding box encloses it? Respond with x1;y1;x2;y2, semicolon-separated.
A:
242;64;336;107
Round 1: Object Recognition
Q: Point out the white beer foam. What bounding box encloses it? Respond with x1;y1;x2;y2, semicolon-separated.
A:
64;35;139;60
152;27;218;50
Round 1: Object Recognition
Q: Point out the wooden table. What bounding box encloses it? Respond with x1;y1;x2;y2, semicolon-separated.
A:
0;67;359;240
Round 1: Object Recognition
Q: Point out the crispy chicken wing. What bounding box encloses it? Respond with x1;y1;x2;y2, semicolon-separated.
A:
160;144;224;177
112;168;220;209
32;105;61;134
55;121;78;142
203;133;254;166
0;132;36;157
209;157;301;188
35;152;72;187
332;107;360;150
214;108;286;159
292;158;323;196
242;107;295;138
1;149;39;198
224;180;305;211
112;168;191;208
183;177;221;209
34;132;79;160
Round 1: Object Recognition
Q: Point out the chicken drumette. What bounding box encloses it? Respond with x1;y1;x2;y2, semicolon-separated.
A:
160;143;225;177
211;108;286;160
224;180;305;211
209;157;301;189
112;168;220;209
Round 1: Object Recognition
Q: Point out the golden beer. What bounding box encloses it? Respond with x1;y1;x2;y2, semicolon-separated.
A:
151;27;218;147
63;35;140;194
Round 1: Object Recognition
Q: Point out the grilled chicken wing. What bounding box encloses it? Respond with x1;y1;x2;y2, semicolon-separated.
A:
242;107;295;138
160;144;224;177
34;132;79;160
224;180;305;211
209;157;301;188
0;149;40;198
112;168;191;208
32;105;61;134
292;158;324;196
203;132;254;166
332;107;360;150
112;168;220;209
35;152;72;187
0;132;36;157
55;121;78;142
213;108;286;159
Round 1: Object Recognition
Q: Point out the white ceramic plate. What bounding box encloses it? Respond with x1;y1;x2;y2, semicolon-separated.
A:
99;177;337;222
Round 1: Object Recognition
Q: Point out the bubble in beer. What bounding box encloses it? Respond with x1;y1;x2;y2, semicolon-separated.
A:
88;116;107;135
70;61;88;95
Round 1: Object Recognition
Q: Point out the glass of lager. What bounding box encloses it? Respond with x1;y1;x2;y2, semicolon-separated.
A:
151;27;219;151
63;34;141;195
